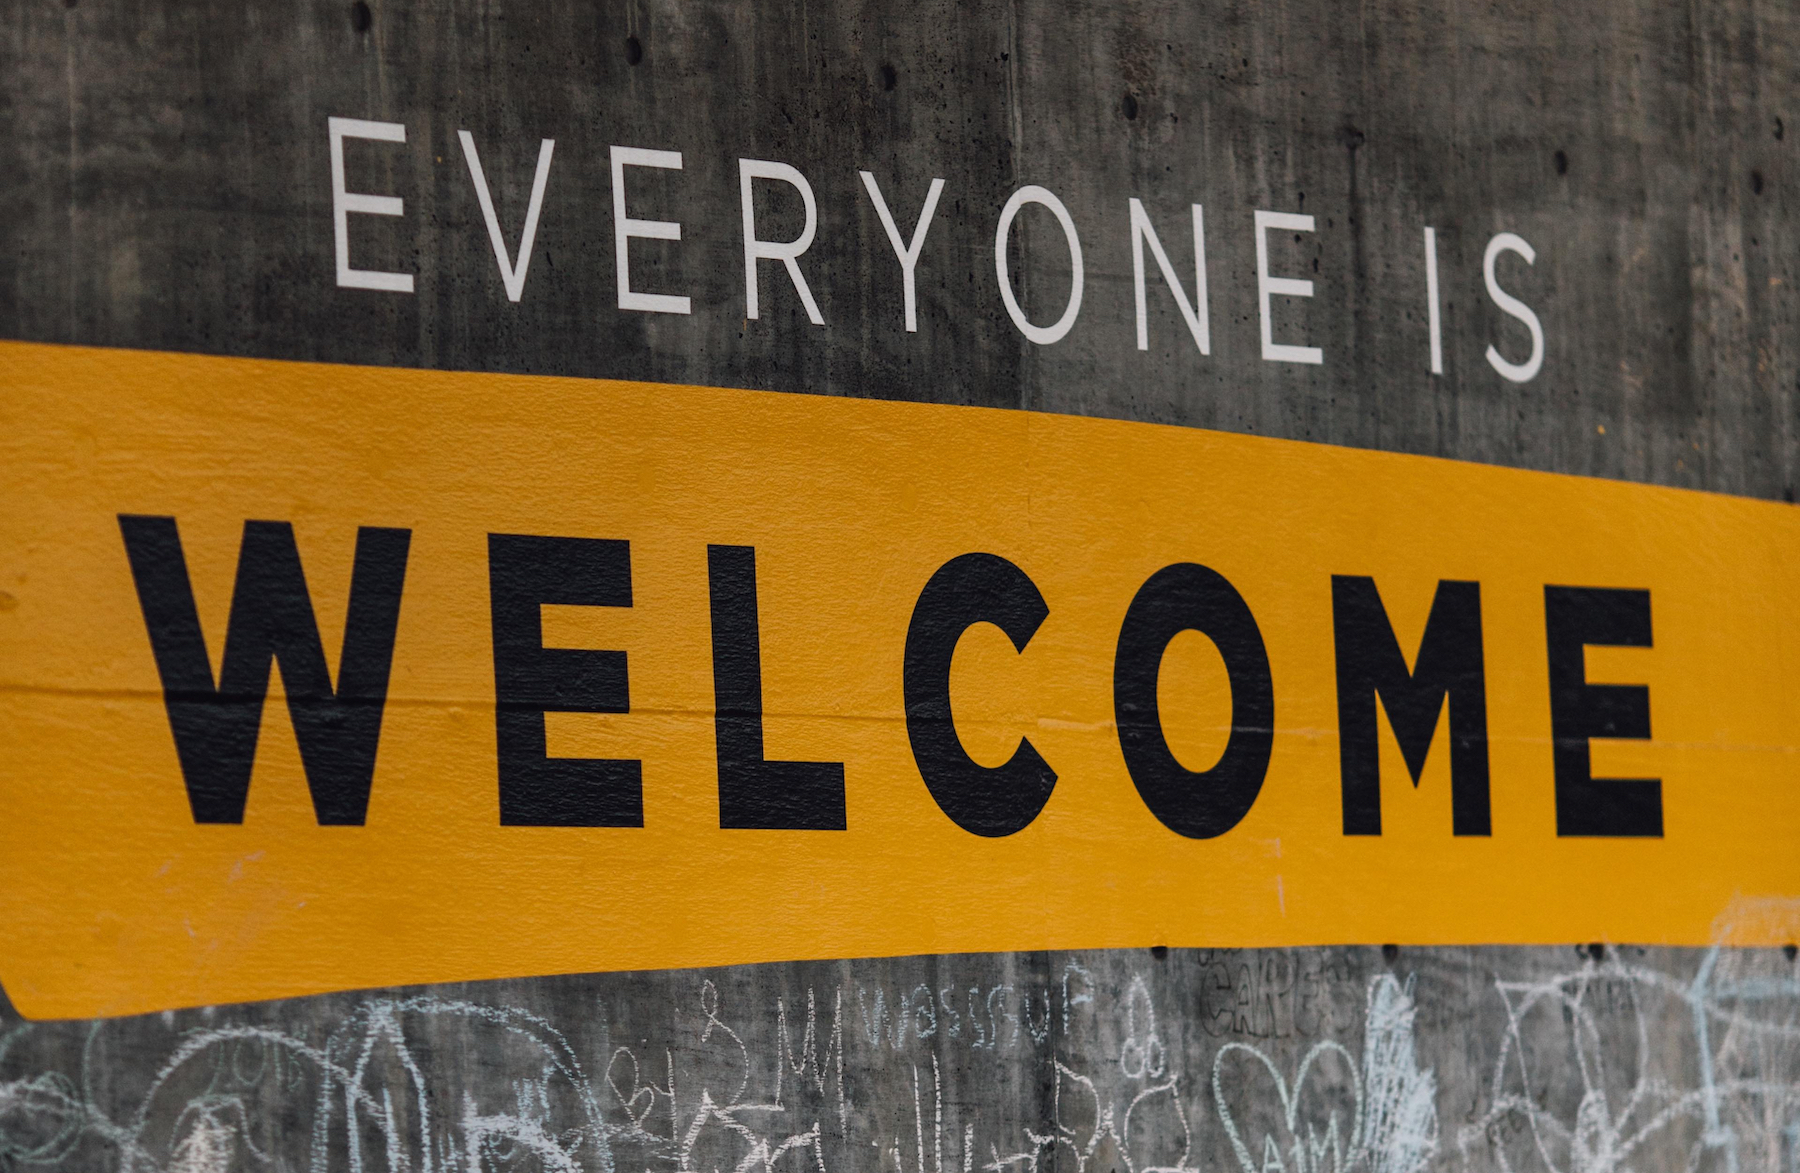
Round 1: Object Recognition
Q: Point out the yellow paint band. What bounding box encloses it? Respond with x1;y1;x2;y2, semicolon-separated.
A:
2;341;1795;1020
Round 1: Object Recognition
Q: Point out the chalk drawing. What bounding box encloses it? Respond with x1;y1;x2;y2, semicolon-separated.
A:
1455;947;1800;1173
1356;975;1437;1173
0;949;1794;1173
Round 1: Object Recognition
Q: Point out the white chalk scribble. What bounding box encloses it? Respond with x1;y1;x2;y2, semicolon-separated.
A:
0;948;1793;1173
1456;947;1800;1173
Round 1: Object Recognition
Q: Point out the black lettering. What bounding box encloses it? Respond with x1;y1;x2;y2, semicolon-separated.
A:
1544;586;1661;836
1113;563;1273;838
488;533;640;826
707;545;846;829
902;552;1056;837
1332;577;1490;835
118;515;410;825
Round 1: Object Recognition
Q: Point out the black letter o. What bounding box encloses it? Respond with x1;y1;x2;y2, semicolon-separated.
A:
1113;563;1273;838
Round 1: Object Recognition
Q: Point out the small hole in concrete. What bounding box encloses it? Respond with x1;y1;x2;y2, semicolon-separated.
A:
879;63;897;91
1785;943;1797;961
1587;943;1606;962
1776;117;1785;141
350;1;371;32
625;35;643;65
1381;944;1399;964
1752;170;1765;194
1149;945;1168;960
1122;91;1138;120
1554;149;1568;175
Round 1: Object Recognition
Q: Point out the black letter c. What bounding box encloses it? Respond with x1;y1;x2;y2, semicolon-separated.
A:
1114;563;1273;838
904;553;1057;837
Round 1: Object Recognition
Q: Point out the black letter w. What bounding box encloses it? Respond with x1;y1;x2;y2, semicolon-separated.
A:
119;516;411;824
1332;577;1490;836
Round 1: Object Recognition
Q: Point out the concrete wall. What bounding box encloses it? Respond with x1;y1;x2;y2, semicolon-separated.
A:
3;947;1799;1172
3;2;1799;1170
4;0;1799;496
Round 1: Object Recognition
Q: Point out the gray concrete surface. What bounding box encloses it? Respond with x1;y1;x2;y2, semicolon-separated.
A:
4;3;1799;1170
2;946;1798;1173
3;0;1798;498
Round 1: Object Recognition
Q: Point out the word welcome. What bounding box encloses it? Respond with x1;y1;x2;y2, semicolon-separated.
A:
119;516;1658;841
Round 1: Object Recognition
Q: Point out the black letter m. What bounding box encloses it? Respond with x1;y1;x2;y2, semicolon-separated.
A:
119;516;411;825
1332;577;1490;836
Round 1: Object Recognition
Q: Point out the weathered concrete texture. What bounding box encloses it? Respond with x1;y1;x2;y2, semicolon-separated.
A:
2;946;1797;1173
4;4;1798;1168
2;0;1798;497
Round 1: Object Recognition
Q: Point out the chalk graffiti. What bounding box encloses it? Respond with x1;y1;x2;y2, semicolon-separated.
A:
1456;947;1800;1173
0;947;1793;1173
1210;974;1436;1173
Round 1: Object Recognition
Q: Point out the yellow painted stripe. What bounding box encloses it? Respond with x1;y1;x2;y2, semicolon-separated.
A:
1;341;1795;1019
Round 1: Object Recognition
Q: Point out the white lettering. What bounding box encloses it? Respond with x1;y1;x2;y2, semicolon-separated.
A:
611;146;690;315
459;131;555;304
860;171;945;333
1254;209;1321;364
1483;232;1544;383
1425;226;1443;375
995;186;1084;345
740;159;824;325
1130;199;1209;355
329;117;412;293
